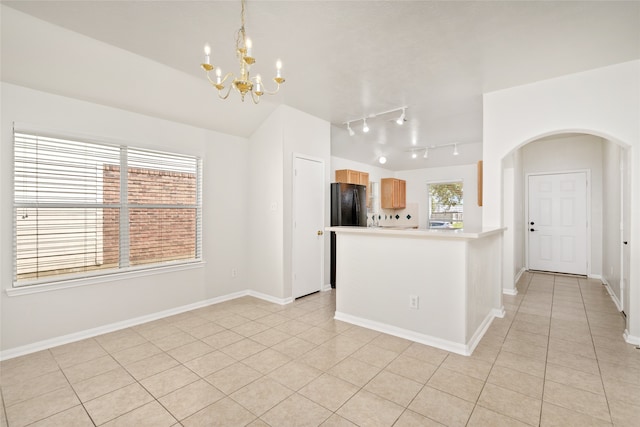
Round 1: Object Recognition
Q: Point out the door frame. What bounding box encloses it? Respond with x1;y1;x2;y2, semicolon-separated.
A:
291;153;325;299
620;148;630;315
524;169;591;276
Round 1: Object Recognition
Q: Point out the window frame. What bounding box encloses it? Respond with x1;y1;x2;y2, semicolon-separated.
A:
12;124;203;290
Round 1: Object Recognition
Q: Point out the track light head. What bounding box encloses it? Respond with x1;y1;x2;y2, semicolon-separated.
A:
453;144;459;156
347;122;355;136
423;148;429;159
396;108;406;125
362;119;370;133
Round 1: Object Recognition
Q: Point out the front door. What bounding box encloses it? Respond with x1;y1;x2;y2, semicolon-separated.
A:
292;156;324;299
528;172;588;275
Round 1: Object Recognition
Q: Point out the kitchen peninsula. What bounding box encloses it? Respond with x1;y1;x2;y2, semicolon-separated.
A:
327;226;506;356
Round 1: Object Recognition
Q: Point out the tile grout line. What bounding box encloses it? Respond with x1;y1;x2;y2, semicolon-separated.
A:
578;276;615;425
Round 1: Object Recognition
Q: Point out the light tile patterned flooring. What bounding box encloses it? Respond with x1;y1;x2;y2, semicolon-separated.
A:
1;272;639;426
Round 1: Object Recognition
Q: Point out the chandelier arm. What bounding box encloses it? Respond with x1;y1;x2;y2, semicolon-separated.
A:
217;85;234;100
257;80;282;96
205;71;235;87
249;91;261;104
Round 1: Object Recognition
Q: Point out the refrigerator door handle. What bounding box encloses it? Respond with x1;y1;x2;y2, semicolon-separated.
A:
354;188;360;220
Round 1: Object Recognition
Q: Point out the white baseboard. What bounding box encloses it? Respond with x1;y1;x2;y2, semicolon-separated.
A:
321;283;332;292
248;290;293;305
465;309;502;355
588;274;603;280
334;309;501;357
503;268;524;296
0;288;291;361
623;329;640;346
601;278;623;312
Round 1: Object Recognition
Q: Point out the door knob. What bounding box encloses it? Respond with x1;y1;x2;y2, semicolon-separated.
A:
623;241;628;245
317;230;324;236
530;221;535;225
530;228;536;232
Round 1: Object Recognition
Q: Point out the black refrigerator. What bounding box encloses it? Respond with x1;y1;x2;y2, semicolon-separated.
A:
330;183;367;288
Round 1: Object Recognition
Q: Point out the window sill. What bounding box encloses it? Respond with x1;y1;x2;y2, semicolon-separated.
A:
6;261;206;297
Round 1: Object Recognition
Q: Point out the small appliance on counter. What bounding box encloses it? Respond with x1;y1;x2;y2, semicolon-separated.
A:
330;183;367;288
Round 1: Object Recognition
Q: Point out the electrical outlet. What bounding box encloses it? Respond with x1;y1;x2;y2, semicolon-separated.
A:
409;295;419;309
231;269;237;278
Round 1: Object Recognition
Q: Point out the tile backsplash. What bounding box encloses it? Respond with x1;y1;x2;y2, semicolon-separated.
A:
367;203;419;228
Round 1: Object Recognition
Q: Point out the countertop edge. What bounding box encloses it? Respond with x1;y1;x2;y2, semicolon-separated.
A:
325;226;507;239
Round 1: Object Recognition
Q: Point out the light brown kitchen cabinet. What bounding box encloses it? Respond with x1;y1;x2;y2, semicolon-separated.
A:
381;178;406;209
335;169;370;207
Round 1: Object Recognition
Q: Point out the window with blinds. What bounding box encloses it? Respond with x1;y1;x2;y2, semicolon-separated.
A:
13;130;202;286
427;181;463;229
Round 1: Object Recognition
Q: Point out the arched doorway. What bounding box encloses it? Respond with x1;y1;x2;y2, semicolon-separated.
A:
503;131;631;317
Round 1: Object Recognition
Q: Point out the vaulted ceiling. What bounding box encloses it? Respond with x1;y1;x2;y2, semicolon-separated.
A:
3;1;639;170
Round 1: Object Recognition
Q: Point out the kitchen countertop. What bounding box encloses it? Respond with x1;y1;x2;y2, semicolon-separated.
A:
326;225;506;240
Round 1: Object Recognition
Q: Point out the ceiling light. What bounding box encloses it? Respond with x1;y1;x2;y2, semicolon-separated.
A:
378;156;387;164
423;148;429;159
411;152;417;159
347;122;355;136
396;108;406;125
200;0;284;104
453;144;459;156
363;119;370;133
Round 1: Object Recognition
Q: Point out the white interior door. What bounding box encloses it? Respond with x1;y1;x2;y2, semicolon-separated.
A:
528;172;587;275
621;149;630;315
293;156;324;299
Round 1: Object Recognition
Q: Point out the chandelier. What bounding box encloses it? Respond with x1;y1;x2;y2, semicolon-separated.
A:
200;0;285;104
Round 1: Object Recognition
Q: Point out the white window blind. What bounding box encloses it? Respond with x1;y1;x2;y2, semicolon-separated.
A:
13;130;202;287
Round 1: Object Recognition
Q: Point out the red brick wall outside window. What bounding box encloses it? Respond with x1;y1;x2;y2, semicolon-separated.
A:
103;164;196;267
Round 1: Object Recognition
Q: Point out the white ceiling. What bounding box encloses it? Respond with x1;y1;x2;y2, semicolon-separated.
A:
3;0;639;170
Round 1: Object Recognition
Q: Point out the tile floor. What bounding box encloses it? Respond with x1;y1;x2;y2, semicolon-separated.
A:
1;272;639;426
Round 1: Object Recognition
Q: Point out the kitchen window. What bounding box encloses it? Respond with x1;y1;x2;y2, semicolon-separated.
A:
427;181;463;229
13;129;202;287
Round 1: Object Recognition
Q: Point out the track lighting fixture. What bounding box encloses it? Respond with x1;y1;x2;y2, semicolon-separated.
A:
342;106;407;135
405;142;465;158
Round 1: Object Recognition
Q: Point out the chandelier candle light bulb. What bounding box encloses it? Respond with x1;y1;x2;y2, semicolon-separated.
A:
204;44;211;66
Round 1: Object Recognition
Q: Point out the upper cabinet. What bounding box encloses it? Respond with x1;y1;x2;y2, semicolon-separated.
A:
335;169;370;207
381;178;406;209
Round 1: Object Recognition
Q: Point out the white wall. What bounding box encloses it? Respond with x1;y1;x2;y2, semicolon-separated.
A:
282;106;331;298
249;105;331;300
397;164;482;231
0;83;249;352
602;141;623;306
520;134;604;277
248;108;285;299
483;60;640;343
